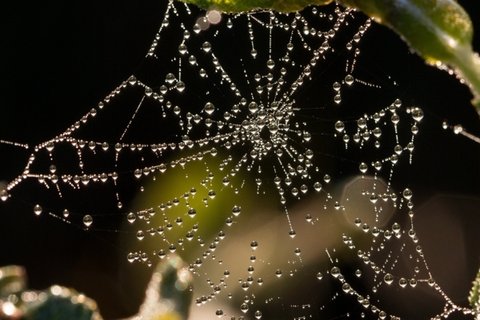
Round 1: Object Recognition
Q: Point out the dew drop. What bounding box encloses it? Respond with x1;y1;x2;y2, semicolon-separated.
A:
334;94;341;104
333;82;341;91
188;208;197;218
330;266;341;278
232;205;241;216
357;118;367;129
402;188;413;200
384;273;394;285
204;102;215;115
178;44;187;55
0;190;9;202
345;74;354;85
176;81;186;92
202;41;212;53
83;214;93;228
409;278;417;288
127;253;136;263
335;121;345;133
158;250;166;259
412;108;424;122
266;59;275;69
33;204;42;216
165;73;176;84
359;162;368;174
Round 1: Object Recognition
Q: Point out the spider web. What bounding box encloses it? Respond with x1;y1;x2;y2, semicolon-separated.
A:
1;1;479;319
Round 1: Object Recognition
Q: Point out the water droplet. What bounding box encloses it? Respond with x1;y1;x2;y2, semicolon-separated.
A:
157;250;166;259
384;273;394;285
127;253;136;263
33;204;42;216
248;101;258;113
330;266;341;278
345;74;354;85
178;44;187;55
204;102;215;115
412;107;424;122
232;205;241;216
402;188;413;200
165;73;176;84
323;174;331;183
398;278;407;288
334;94;341;104
357;118;367;129
409;278;417;287
333;82;341;91
335;121;345;133
359;162;368;173
266;59;275;69
0;190;9;201
176;81;185;92
392;222;401;233
83;214;93;228
202;41;212;53
188;208;197;218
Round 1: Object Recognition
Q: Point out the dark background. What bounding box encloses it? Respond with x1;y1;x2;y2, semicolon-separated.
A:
0;1;479;319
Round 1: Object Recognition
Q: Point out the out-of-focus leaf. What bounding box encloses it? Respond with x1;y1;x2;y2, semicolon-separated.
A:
0;257;193;320
470;268;480;314
0;267;101;320
342;0;480;109
180;0;332;12
129;255;193;320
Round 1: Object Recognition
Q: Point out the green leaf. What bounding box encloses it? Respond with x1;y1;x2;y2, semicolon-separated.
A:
180;0;333;12
180;0;480;110
342;0;480;109
25;292;100;320
470;268;480;313
132;254;193;320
